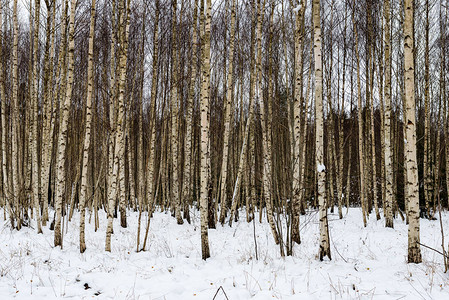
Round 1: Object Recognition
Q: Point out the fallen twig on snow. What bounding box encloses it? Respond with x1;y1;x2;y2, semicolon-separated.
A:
212;286;229;300
417;242;449;259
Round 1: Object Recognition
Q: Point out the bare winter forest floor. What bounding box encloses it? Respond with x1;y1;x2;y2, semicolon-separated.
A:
0;207;449;299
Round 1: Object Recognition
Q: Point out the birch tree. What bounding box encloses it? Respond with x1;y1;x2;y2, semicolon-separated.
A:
106;0;130;251
183;0;198;223
31;0;43;234
0;0;13;227
80;0;96;253
292;0;305;244
218;0;236;224
55;0;77;247
384;0;394;228
171;0;183;225
200;0;211;260
313;0;331;261
41;0;56;225
403;0;421;264
11;0;22;230
352;0;367;227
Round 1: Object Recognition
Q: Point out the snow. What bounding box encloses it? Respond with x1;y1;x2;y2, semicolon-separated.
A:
293;5;302;13
1;208;449;299
318;164;326;172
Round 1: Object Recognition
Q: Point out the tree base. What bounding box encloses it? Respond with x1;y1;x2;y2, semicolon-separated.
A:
319;246;331;261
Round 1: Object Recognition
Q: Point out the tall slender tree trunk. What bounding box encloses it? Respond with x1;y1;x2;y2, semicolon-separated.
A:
11;0;22;230
400;5;409;224
107;0;117;226
292;0;305;244
337;4;348;219
298;44;314;218
118;0;131;229
80;0;96;253
55;0;77;248
136;6;146;251
442;2;449;226
200;0;212;260
145;0;159;218
325;0;336;215
384;0;394;228
378;41;386;215
183;0;198;223
423;0;431;217
41;0;56;226
369;69;380;220
106;0;130;251
367;2;380;220
27;7;33;220
313;0;331;261
352;0;367;227
171;0;183;225
403;0;422;264
248;0;257;222
31;0;43;234
254;0;279;244
218;0;236;224
262;0;280;246
228;0;257;227
0;0;14;227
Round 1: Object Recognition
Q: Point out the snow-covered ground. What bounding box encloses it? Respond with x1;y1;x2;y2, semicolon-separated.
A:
0;207;448;299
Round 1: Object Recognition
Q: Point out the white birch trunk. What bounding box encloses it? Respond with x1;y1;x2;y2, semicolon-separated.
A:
313;0;331;261
384;0;394;228
31;0;43;234
200;0;211;260
54;0;77;247
404;0;421;264
79;0;96;253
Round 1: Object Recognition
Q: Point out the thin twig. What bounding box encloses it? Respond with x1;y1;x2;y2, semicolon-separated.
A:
417;242;449;259
330;231;347;263
436;179;448;272
253;215;258;260
212;286;229;300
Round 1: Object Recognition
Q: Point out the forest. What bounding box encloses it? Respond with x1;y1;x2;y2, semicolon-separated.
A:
0;0;449;298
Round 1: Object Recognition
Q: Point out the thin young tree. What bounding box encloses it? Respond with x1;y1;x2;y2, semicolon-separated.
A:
171;0;183;225
292;0;305;244
0;0;13;227
41;0;56;226
313;0;331;261
384;0;394;228
136;4;147;252
11;0;22;230
200;0;211;260
55;0;77;247
423;0;431;217
31;0;43;234
183;0;199;224
106;0;130;251
218;0;236;224
118;0;131;229
352;0;367;227
80;0;97;253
